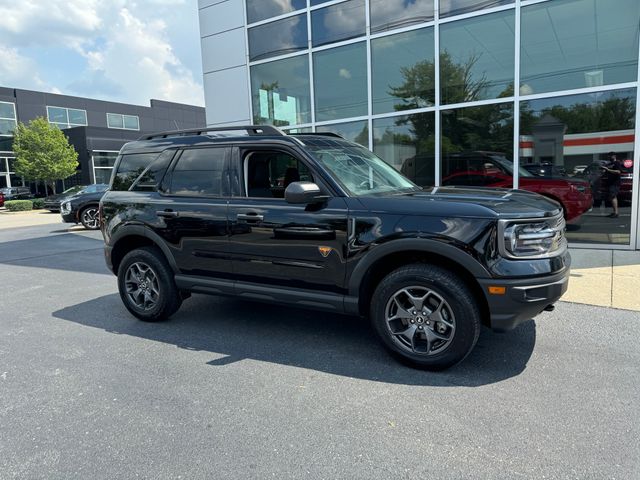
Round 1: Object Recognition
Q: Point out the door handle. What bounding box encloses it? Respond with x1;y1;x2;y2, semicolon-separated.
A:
156;210;179;218
237;213;264;222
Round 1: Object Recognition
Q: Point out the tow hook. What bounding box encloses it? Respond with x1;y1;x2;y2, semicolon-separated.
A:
544;304;555;312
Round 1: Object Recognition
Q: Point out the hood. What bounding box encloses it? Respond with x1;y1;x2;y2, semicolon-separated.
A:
357;186;562;219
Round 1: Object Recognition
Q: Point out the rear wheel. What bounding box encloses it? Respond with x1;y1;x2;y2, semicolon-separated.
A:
370;264;481;370
117;247;182;322
80;205;100;229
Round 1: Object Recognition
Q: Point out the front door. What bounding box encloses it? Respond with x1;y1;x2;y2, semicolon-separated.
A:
227;147;349;293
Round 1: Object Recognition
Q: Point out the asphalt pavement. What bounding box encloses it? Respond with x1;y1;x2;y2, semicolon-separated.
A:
1;223;639;479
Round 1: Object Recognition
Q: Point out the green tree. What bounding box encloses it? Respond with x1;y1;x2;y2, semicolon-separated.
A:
12;117;79;194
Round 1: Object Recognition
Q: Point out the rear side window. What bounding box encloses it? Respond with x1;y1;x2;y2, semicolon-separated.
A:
111;153;159;191
169;147;227;197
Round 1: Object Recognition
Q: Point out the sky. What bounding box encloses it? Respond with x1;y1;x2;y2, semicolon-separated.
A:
0;0;205;107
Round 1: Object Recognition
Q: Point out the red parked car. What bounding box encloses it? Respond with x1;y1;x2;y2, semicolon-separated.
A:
441;152;593;222
0;191;4;208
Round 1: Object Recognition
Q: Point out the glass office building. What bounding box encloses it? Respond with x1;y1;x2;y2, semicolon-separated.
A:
199;0;640;249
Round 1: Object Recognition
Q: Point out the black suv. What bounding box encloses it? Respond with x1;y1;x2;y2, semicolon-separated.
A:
100;126;570;370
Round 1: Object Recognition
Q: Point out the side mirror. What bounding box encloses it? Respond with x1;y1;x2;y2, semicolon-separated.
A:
284;181;328;204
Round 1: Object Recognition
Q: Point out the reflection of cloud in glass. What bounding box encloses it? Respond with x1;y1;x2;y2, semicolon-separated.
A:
370;0;434;31
439;0;513;18
247;0;305;23
339;68;352;79
319;0;365;42
249;14;306;61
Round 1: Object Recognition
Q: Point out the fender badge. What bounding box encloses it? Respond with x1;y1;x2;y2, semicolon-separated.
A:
318;246;332;258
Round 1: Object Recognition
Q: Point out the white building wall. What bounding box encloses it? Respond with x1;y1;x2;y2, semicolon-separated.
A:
198;0;251;126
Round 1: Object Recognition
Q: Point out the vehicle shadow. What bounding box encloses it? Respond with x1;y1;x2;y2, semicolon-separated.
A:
52;293;536;387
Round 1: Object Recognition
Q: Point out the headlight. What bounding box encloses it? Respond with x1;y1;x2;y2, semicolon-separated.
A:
61;202;71;214
499;215;566;259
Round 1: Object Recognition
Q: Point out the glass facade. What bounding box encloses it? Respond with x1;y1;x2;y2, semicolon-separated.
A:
244;0;640;248
47;106;88;129
0;102;17;136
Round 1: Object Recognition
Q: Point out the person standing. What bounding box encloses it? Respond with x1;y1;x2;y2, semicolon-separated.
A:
602;152;623;218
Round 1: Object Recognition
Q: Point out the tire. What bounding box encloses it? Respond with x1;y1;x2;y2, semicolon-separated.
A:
80;205;100;230
370;264;481;371
117;246;182;322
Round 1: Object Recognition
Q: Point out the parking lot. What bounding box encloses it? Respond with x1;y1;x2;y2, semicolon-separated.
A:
1;221;639;479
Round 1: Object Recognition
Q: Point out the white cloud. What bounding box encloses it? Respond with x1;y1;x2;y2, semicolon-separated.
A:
339;68;352;80
0;0;204;106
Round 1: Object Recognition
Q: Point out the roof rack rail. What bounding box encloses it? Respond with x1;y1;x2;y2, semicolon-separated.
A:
289;132;344;139
138;125;285;141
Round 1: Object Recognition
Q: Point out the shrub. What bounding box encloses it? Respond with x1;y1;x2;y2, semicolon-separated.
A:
32;198;45;209
5;200;34;212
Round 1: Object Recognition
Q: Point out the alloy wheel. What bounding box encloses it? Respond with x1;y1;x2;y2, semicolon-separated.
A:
124;262;160;311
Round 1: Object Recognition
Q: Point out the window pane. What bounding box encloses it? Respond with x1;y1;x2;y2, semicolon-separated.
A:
373;113;436;186
123;115;139;130
68;109;87;125
107;113;124;129
0;119;16;135
93;169;113;185
316;120;368;146
314;42;367;121
251;55;311;126
246;0;306;24
133;150;175;191
440;10;515;105
248;14;307;61
93;152;118;167
171;148;226;196
521;0;640;95
311;0;365;47
371;27;435;114
370;0;434;33
112;153;158;191
440;0;513;18
47;106;67;123
520;88;636;245
0;102;15;119
441;103;514;188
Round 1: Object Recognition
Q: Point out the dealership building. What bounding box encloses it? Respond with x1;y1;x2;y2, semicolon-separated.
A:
198;0;640;250
0;87;205;193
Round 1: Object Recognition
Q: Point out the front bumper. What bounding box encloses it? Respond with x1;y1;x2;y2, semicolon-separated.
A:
61;211;77;223
478;268;570;331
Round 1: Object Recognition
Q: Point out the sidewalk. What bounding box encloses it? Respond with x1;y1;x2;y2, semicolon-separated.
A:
0;209;63;229
564;249;640;312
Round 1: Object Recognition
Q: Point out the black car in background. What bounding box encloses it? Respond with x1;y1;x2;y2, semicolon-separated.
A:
43;185;87;212
60;184;109;229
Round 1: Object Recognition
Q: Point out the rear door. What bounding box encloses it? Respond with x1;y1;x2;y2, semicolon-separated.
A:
227;145;349;293
152;146;232;279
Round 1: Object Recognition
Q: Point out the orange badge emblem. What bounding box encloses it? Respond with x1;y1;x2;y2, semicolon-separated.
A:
318;246;332;258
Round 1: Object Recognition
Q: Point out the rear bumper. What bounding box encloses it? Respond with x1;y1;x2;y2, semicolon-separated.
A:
479;268;570;332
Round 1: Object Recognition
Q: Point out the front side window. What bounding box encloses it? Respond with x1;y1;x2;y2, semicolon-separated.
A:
244;151;313;198
307;142;418;196
169;148;227;197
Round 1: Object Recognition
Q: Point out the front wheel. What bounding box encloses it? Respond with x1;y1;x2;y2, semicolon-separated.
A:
80;205;100;229
370;264;481;370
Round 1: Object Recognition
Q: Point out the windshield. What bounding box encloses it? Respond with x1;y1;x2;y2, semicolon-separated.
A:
306;144;419;196
62;185;86;195
488;155;534;177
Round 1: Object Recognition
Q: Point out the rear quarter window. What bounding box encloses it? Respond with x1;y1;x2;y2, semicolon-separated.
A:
111;153;161;191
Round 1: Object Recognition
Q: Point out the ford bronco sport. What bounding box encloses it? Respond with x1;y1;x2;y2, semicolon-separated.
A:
100;126;570;370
